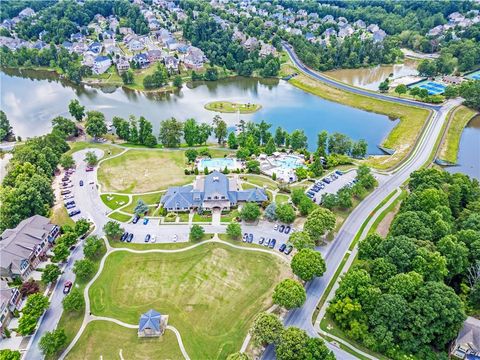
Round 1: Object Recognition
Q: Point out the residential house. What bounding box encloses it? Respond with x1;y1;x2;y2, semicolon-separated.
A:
138;310;168;337
148;19;161;31
93;56;112;74
338;24;354;38
147;49;164;62
322;14;335;23
289;28;302;36
428;25;445;37
88;41;103;54
82;53;95;67
18;7;35;18
367;23;380;33
451;317;480;359
133;53;149;68
128;39;144;52
259;43;276;57
372;29;387;42
109;18;119;31
243;37;259;51
116;57;130;72
183;47;205;70
62;41;73;52
232;29;247;43
119;27;134;35
0;215;59;282
164;55;179;72
165;37;178;51
354;19;366;29
102;30;115;39
323;28;337;39
160;171;268;212
0;280;21;335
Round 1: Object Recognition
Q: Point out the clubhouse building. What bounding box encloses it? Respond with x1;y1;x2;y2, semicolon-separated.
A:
160;171;268;212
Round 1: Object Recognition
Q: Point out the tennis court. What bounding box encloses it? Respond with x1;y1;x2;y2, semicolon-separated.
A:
409;80;446;95
466;70;480;80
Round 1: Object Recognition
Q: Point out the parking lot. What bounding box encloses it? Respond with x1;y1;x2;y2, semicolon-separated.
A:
305;169;358;205
241;220;295;255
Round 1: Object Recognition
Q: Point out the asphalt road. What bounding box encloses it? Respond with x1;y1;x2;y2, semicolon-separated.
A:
260;45;460;360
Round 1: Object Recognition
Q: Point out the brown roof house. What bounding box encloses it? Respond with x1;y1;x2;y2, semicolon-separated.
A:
0;215;60;281
451;316;480;360
138;309;168;337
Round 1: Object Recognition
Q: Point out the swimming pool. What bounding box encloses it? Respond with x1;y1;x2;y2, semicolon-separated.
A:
466;70;480;80
199;158;237;171
410;80;446;95
271;156;304;170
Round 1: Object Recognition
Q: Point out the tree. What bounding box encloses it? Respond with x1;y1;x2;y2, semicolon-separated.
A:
227;132;238;149
0;110;13;141
240;202;261;222
304;207;336;241
68;99;85;121
159;117;183;148
309;156;324;177
39;329;67;356
134;199;149;215
290;129;308;150
275;203;296;224
298;197;315;216
443;85;458;99
378;79;390;92
173;75;183;88
62;288;84;312
52;116;77;138
190;224;205;241
291;249;326;282
265;137;276;156
437;235;469;278
73;259;95;281
74;219;90;237
264;202;277;221
251;312;283;346
20;279;39;297
85;111;107;139
394;84;407;95
103;221;123;240
17;314;39;335
59;154;75;169
185;149;198;163
459;80;480;110
121;69;134;85
351;140;368;159
417;59;437;77
272;279;306;309
41;264;61;284
84;151;98;166
226;222;242;240
0;350;21;360
52;243;69;263
246;160;260;174
83;236;103;260
291;188;307;206
328;132;352;155
275;127;286;147
290;231;315;250
213;115;227;144
183;118;199;147
276;327;333;360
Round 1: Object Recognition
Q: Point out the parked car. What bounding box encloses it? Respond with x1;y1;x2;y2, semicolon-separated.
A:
279;225;285;233
132;215;140;224
248;233;254;243
79;180;84;186
61;177;69;182
65;201;75;206
284;245;293;255
66;204;76;210
284;225;291;234
243;233;248;242
150;235;156;243
172;234;178;242
127;233;134;242
120;232;129;242
306;193;314;199
143;218;149;225
259;237;265;245
86;166;94;172
264;239;271;247
273;224;279;231
63;281;72;294
269;239;276;249
63;195;74;200
68;209;80;217
335;170;343;176
279;243;287;252
323;178;331;184
145;234;151;242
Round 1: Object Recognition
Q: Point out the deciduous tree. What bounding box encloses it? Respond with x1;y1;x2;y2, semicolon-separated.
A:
272;279;306;309
291;249;326;282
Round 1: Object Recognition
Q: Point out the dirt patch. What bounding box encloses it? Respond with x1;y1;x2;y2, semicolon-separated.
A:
377;201;402;237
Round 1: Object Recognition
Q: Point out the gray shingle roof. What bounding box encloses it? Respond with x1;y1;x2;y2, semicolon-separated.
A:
204;171;229;199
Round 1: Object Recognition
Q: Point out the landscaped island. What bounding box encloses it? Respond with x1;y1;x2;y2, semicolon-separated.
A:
204;101;262;114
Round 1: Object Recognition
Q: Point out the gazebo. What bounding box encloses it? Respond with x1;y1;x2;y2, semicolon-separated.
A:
137;309;168;338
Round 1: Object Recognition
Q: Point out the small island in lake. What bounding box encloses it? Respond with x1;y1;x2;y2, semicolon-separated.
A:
204;101;262;114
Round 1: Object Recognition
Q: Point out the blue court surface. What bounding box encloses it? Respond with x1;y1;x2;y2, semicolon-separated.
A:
466;70;480;80
410;80;446;95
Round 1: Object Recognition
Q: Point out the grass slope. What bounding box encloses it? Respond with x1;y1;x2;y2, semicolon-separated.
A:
89;243;289;359
205;101;261;114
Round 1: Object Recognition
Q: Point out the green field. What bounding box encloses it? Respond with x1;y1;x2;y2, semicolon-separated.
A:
97;149;193;193
275;193;290;203
242;175;278;191
205;101;262;114
120;193;163;214
100;194;130;210
66;321;184;360
89;243;289;359
439;106;478;163
50;206;74;227
66;141;123;159
108;212;132;222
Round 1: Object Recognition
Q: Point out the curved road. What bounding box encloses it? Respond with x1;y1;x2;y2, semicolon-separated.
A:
260;45;460;359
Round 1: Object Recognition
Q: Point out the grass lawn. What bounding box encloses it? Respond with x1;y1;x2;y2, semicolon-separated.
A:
178;212;190;222
66;141;123;159
89;243;289;359
66;321;184;360
120;193;162;214
97;149;194;193
100;194;130;210
50;206;74;227
242;175;278;191
205;101;262;114
221;209;239;223
108;212;132;222
275;193;290;203
192;213;211;223
283;63;431;170
438;106;478;163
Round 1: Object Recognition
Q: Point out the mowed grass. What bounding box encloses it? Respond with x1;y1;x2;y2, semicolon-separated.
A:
285;64;430;170
108;212;132;222
97;149;194;193
242;175;278;191
66;141;123;159
121;193;163;214
205;101;262;114
89;243;289;359
66;321;183;360
100;194;130;210
438;106;478;163
50;206;74;227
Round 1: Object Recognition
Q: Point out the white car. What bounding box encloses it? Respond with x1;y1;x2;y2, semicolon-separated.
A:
273;224;279;231
150;235;156;243
172;234;178;242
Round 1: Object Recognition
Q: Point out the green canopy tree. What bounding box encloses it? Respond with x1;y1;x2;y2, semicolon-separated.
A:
190;224;205;241
240;202;261;222
289;231;315;250
73;259;95;281
275;203;296;224
291;249;326;282
304;207;336;241
83;236;103;260
272;279;306;309
134;199;149;215
62;288;84;312
250;312;283;346
103;221;123;240
213;115;227;144
41;264;61;284
68;99;85;121
39;329;67;356
226;222;242;240
159;117;183;148
85;111;107;139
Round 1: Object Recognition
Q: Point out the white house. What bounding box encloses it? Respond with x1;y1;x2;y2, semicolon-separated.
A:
93;56;112;75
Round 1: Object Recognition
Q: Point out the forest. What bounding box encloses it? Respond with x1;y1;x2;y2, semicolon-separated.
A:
328;168;480;359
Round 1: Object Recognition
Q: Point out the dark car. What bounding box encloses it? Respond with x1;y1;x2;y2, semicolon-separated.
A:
62;177;69;182
335;170;343;176
259;237;265;245
284;225;291;234
61;190;71;195
279;225;285;233
120;232;129;242
65;201;75;206
68;209;80;217
269;239;276;249
86;166;94;172
143;218;149;225
145;234;151;242
66;204;76;210
79;180;84;186
279;243;287;252
127;233;134;242
63;281;72;294
243;233;248;242
132;215;140;224
248;233;254;243
323;178;331;184
284;245;293;255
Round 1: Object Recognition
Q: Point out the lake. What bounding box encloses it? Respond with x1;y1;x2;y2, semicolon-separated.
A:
325;59;418;91
446;115;480;179
1;68;399;154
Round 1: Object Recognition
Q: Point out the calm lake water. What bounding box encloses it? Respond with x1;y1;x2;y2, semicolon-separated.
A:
0;68;399;154
446;115;480;179
326;59;418;91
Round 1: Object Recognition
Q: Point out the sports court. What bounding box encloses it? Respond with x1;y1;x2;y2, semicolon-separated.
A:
409;80;446;95
465;70;480;80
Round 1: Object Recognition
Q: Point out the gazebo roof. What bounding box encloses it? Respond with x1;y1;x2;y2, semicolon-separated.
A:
139;309;162;332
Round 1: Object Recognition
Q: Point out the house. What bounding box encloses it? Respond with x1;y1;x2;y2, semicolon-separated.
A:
128;39;144;52
93;56;112;75
133;53;149;68
232;29;247;43
372;29;387;42
148;19;161;31
164;55;179;72
70;32;85;42
243;37;259;51
338;25;354;38
183;47;205;70
82;53;95;67
102;30;115;39
0;280;21;334
147;49;164;62
367;24;380;33
138;309;168;337
119;27;133;35
259;43;276;57
88;41;102;54
116;57;130;72
109;18;119;31
0;215;59;281
160;171;268;212
354;19;366;29
18;7;35;18
451;317;480;359
323;28;337;39
428;25;445;37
